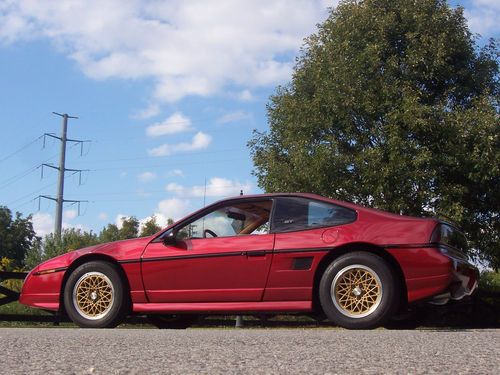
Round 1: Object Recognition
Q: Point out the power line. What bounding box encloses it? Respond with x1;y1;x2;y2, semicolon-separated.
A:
7;181;57;207
4;156;246;208
69;148;245;165
88;157;249;172
0;135;44;163
0;152;59;190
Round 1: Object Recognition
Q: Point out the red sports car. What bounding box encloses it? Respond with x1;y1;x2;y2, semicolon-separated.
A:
20;193;478;329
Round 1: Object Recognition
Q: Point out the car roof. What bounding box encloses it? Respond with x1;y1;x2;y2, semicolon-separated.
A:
219;192;435;223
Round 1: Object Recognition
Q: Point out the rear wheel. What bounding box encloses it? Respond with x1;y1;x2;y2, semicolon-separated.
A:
64;261;127;328
319;252;398;329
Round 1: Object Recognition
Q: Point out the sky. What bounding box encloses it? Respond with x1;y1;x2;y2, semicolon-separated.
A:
0;0;498;237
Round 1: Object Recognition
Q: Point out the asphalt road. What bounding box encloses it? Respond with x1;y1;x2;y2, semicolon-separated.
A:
0;328;498;374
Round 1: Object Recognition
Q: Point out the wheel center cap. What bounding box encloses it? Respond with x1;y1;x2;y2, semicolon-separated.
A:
90;291;98;301
352;286;362;297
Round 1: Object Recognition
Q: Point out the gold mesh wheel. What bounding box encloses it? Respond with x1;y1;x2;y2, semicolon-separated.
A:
72;272;115;320
331;264;382;318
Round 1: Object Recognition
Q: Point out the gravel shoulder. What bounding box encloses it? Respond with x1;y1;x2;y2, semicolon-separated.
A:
0;328;499;374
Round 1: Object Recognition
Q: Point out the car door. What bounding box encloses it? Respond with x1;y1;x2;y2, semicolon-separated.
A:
141;199;275;303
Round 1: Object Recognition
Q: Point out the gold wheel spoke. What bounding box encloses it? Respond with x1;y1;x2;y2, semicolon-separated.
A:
74;272;114;318
334;266;382;316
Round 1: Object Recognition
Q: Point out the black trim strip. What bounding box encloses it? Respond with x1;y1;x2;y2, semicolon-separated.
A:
382;243;437;249
119;243;437;265
118;259;141;264
143;251;246;263
273;247;331;254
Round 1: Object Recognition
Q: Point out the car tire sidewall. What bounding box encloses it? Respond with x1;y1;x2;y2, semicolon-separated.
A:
319;252;398;329
64;261;126;328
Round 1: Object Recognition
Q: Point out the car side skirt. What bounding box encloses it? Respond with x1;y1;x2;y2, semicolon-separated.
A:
132;301;312;313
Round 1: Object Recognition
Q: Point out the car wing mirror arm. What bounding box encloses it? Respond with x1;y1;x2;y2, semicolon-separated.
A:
163;232;178;247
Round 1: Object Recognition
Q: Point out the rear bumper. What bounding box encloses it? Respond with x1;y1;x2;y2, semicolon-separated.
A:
388;246;479;304
428;254;479;305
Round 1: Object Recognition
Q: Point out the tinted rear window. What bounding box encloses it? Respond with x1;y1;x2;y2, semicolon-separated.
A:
272;197;356;233
437;224;468;253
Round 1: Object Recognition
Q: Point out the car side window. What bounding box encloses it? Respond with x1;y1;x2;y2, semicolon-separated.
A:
272;197;356;233
176;200;272;239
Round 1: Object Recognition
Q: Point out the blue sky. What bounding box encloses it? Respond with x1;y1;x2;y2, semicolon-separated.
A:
0;0;498;236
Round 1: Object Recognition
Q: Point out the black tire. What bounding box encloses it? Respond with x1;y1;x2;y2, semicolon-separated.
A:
148;315;198;329
63;261;128;328
319;252;399;329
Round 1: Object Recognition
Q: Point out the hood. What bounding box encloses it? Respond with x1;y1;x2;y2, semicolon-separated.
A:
34;236;154;273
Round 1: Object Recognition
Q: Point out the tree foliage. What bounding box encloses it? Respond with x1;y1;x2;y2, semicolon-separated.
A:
140;216;162;237
0;206;38;266
249;0;499;267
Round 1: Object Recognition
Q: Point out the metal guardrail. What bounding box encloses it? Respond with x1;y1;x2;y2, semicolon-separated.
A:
0;271;62;323
0;271;27;307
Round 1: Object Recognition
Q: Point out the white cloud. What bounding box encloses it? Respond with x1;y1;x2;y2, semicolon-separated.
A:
165;182;185;195
98;212;108;221
0;1;334;102
166;177;251;198
167;169;184;177
137;171;156;183
32;212;86;236
115;214;130;229
157;198;191;221
32;212;54;237
63;209;78;220
132;103;160;120
237;89;255;101
148;131;212;157
464;0;500;35
216;111;252;125
146;112;193;137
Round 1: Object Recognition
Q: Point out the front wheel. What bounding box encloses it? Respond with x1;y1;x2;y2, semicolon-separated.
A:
63;261;127;328
319;252;399;329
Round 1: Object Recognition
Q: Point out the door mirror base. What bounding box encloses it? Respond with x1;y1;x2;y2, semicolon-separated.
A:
163;232;177;247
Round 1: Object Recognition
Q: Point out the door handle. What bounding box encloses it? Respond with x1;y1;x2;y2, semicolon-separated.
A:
246;251;267;257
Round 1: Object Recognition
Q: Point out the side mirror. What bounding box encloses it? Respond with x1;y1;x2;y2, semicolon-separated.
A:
163;232;177;247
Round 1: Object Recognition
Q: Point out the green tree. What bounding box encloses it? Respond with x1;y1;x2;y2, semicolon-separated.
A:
249;0;499;267
140;216;162;237
119;217;139;239
99;223;121;243
24;238;44;269
0;206;38;266
42;228;99;260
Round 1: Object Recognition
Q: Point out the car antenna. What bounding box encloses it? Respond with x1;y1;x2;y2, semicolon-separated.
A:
203;177;207;207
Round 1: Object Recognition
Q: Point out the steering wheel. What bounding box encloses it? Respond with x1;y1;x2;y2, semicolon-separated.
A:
203;229;218;238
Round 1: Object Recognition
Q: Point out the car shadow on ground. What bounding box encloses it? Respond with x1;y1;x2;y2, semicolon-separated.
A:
184;293;500;330
2;293;498;330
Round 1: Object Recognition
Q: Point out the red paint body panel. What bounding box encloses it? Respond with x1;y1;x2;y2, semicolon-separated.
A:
141;234;275;302
387;247;455;302
19;268;65;311
19;193;478;317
